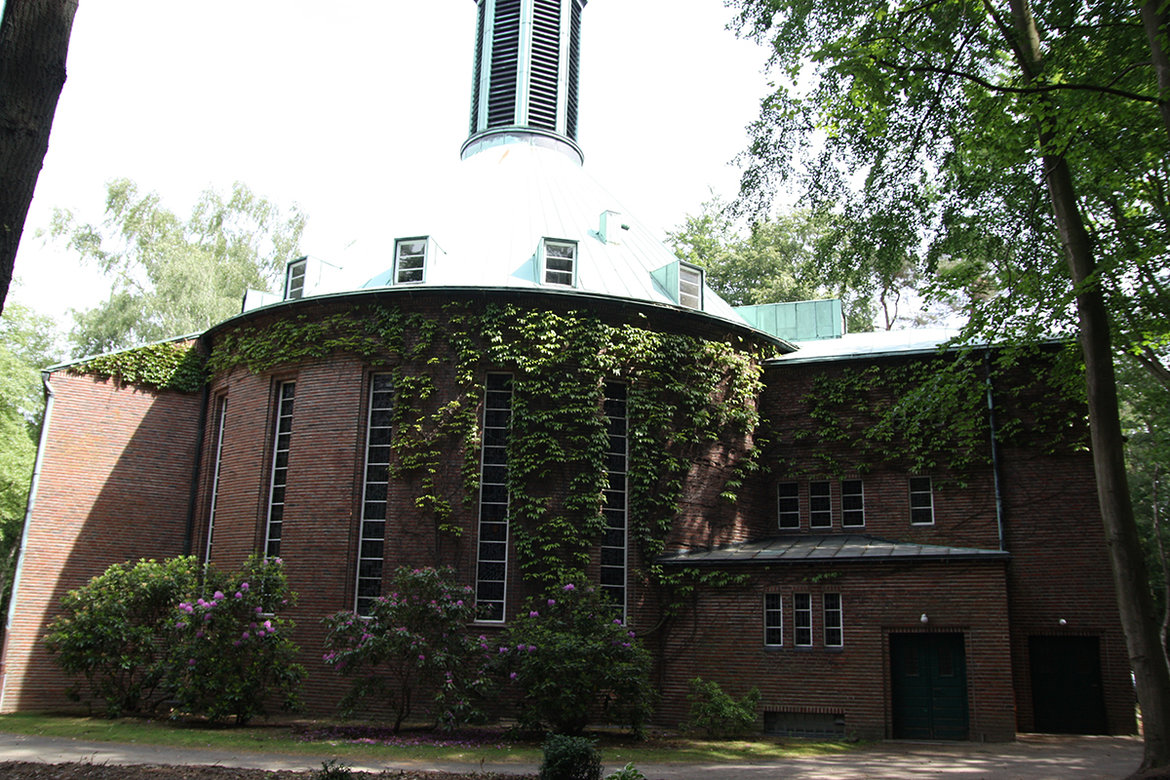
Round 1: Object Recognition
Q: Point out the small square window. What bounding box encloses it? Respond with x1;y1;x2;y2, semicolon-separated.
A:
543;239;576;286
285;258;307;300
678;263;702;309
909;476;934;525
395;238;427;284
841;479;864;528
764;593;783;647
778;482;800;529
809;481;832;528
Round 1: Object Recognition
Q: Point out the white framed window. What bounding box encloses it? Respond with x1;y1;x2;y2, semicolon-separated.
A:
764;593;783;647
809;481;832;529
909;475;935;525
600;381;628;621
542;238;577;286
394;238;427;284
265;382;295;558
476;373;512;622
355;373;393;615
841;479;864;528
778;482;800;529
824;593;843;647
285;258;307;299
794;593;813;647
203;397;228;565
678;263;703;309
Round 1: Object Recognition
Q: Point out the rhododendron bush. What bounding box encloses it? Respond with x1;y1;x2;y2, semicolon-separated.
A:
322;566;494;732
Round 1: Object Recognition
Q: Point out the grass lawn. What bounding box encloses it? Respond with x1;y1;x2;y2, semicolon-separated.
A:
0;713;859;767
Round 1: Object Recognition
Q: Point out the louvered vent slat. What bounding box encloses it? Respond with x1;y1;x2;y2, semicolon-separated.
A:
470;0;487;134
487;0;522;128
527;0;561;131
566;0;581;139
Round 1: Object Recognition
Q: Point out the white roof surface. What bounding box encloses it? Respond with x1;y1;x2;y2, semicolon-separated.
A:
359;138;747;325
777;328;965;363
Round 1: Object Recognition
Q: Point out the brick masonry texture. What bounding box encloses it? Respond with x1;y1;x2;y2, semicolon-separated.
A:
0;292;1137;740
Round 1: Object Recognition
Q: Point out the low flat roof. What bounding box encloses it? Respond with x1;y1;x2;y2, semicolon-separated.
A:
658;534;1009;566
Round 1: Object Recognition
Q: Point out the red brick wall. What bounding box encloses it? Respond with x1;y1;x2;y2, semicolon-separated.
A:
657;561;1017;741
0;373;201;712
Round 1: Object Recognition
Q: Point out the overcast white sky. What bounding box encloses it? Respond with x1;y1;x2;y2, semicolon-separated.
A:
8;1;775;329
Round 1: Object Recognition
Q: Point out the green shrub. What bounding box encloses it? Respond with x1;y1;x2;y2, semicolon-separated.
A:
322;566;493;732
683;677;760;737
44;556;201;716
540;734;602;780
312;760;353;779
44;554;303;724
605;763;646;780
501;584;655;735
166;554;304;724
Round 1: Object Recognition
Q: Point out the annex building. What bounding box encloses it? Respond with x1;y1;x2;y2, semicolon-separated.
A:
0;0;1136;741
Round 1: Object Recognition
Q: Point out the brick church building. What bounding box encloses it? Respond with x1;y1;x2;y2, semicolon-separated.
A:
0;0;1135;741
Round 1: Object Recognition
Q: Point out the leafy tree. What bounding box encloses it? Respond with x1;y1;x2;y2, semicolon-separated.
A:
500;583;654;736
0;302;61;618
0;0;78;315
322;566;493;733
668;198;955;332
47;178;306;357
730;0;1170;765
682;677;761;738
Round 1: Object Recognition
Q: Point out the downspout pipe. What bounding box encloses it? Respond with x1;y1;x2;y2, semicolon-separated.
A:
0;370;57;711
984;350;1006;551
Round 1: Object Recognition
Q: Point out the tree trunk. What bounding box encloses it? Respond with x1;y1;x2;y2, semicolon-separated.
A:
1143;0;1170;145
0;0;79;315
1004;0;1170;767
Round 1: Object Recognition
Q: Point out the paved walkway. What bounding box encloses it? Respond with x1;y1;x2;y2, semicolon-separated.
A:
0;730;1147;779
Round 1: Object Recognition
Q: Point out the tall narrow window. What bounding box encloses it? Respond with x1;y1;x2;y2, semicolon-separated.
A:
794;593;813;647
764;593;783;647
265;382;295;558
203;398;227;564
476;373;512;622
841;479;865;528
601;382;628;619
395;238;427;284
678;263;703;309
909;476;935;525
542;239;576;286
809;481;832;529
356;373;393;615
824;593;843;647
285;258;307;300
777;482;800;529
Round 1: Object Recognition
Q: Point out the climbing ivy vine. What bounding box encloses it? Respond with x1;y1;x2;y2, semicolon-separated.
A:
205;301;769;591
71;340;206;393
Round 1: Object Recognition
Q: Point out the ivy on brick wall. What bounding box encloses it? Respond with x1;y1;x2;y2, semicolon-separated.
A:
71;340;206;393
790;343;1087;483
207;301;769;591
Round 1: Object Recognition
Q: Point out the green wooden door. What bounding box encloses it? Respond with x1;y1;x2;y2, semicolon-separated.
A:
890;633;969;739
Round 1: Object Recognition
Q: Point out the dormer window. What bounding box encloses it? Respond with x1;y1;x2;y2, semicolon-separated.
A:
678;263;703;310
395;238;427;284
285;257;307;300
542;238;577;286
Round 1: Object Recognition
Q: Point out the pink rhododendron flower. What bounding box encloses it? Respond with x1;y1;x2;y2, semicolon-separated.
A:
529;610;539;618
563;584;575;591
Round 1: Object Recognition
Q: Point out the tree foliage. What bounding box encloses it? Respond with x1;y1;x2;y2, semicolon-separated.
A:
0;302;61;617
729;0;1170;765
48;179;305;357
